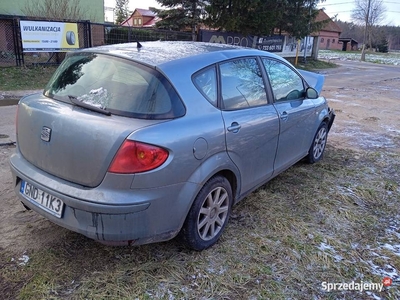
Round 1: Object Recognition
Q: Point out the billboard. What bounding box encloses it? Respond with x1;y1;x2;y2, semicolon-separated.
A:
200;30;314;58
20;20;79;52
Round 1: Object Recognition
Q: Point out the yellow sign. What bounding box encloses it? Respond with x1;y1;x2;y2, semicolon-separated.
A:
20;20;80;52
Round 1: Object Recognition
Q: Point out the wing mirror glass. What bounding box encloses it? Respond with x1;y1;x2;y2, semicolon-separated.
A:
306;87;318;99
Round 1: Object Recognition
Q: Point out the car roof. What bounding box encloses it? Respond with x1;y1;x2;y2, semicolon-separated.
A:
78;41;284;69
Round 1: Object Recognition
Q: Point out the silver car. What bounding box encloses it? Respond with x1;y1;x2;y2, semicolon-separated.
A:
10;41;334;250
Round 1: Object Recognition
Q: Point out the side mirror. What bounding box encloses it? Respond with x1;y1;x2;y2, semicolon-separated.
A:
306;87;318;99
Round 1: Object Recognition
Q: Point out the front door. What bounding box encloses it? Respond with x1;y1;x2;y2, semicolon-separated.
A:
261;58;316;173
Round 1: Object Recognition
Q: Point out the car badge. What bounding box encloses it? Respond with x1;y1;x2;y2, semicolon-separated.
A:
41;126;52;142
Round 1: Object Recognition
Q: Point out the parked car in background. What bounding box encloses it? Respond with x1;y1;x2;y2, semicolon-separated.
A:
9;41;334;250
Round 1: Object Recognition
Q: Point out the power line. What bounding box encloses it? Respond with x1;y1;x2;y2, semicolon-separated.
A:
318;0;400;6
318;2;353;6
329;10;353;13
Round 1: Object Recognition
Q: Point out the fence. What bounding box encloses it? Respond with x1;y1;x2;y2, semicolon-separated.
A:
0;14;192;67
0;16;22;67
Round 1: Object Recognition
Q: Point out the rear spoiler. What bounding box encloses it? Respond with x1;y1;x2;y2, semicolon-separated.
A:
298;70;325;95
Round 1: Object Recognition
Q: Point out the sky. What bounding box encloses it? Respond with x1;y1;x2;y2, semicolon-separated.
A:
104;0;161;22
317;0;400;26
104;0;400;26
104;0;161;11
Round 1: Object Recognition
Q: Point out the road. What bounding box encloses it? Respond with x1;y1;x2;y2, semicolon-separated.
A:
319;60;400;152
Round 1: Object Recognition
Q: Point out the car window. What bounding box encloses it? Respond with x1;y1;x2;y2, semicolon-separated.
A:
262;58;305;102
192;66;218;106
44;53;185;119
220;58;268;110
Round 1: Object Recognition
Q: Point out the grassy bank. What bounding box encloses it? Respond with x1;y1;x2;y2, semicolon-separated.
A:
0;66;57;91
1;145;399;299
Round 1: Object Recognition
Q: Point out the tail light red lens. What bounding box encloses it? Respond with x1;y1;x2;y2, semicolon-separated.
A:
108;140;169;174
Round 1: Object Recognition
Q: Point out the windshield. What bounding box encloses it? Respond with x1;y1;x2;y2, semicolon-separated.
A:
44;53;185;119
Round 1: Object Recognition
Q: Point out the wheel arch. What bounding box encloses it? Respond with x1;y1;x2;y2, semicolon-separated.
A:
212;169;238;204
177;152;241;231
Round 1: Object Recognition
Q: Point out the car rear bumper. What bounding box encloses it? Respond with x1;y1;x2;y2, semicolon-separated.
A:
9;152;197;245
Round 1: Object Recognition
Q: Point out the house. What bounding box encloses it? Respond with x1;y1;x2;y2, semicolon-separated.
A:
121;8;159;27
316;9;342;50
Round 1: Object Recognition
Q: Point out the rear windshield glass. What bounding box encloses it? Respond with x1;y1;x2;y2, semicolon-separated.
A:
44;53;185;119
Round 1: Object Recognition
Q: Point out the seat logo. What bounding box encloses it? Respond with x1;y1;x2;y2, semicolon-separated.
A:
40;126;51;142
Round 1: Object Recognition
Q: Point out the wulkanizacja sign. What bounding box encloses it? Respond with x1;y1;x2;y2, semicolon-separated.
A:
199;30;314;58
20;20;80;52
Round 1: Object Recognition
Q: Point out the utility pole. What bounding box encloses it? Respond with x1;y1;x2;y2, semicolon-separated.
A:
361;0;371;61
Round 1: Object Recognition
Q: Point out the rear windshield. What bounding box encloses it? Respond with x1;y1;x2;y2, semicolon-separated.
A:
44;53;185;119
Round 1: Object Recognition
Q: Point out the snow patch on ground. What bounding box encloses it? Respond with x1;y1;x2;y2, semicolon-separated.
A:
11;252;30;266
319;50;400;65
317;217;400;297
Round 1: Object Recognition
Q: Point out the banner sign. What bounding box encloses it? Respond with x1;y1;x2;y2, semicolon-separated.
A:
282;36;314;57
199;30;314;58
200;30;255;48
255;36;284;52
20;20;79;52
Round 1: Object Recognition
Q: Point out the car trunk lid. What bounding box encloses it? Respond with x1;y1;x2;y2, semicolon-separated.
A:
17;93;164;187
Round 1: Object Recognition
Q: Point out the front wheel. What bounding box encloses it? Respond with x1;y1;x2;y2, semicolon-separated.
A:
180;176;232;251
307;122;328;164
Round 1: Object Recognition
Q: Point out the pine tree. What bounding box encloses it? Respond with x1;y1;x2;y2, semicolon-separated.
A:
115;0;129;24
154;0;207;41
377;35;389;53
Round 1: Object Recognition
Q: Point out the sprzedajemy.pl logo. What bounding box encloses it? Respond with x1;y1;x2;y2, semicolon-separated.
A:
322;277;393;293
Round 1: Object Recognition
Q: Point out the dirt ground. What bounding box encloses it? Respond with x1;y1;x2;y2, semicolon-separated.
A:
319;59;400;153
0;59;399;255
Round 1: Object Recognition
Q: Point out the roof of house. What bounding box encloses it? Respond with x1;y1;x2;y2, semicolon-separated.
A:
120;8;158;26
339;37;359;43
316;9;342;33
143;16;160;27
135;8;156;17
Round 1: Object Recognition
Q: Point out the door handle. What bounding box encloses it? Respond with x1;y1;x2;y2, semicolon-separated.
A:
227;122;241;133
280;111;288;121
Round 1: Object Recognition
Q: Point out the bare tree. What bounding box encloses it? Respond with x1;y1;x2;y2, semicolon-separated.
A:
22;0;91;21
351;0;386;60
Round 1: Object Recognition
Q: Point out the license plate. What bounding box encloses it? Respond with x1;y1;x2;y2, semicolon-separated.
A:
20;180;64;218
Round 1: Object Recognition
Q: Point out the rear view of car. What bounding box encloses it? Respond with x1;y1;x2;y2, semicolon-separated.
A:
10;41;334;251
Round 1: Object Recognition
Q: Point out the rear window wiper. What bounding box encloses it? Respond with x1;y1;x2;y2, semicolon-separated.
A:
68;95;111;116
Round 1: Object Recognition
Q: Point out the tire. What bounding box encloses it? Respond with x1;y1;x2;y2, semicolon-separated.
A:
307;121;328;164
181;176;232;251
66;31;76;45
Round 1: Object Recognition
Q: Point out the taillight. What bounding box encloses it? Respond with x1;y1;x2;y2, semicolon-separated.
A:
108;140;168;174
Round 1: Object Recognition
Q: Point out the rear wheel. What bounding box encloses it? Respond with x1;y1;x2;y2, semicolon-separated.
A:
307;121;328;163
181;176;232;251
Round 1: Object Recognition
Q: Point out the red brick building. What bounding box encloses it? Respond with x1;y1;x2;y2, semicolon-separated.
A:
316;9;342;50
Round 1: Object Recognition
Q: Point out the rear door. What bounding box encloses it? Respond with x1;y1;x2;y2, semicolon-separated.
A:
219;58;280;194
261;58;316;173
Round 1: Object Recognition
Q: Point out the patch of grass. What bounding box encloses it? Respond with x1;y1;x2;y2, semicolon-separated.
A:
1;146;399;299
286;58;338;70
0;66;57;91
